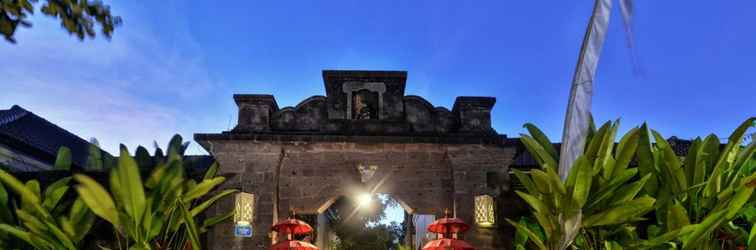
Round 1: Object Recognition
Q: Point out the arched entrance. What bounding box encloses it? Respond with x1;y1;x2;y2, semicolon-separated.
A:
315;194;408;250
196;70;516;250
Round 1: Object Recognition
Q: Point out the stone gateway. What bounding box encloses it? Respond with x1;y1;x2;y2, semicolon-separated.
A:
195;70;525;250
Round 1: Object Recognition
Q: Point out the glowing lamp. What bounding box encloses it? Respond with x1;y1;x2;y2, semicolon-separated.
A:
234;192;255;231
474;195;495;227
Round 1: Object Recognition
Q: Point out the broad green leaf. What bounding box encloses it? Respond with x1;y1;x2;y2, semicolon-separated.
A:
639;227;688;249
544;167;566;195
147;213;164;240
524;123;558;161
516;191;549;214
530;169;552;194
203;161;219;181
0;181;11;223
705;117;755;196
25;180;41;201
55;147;72;171
572;156;592;208
667;201;690;231
178;201;201;250
681;210;728;250
167;134;184;161
734;141;756;175
609;174;651;206
141;197;153;241
520;134;559;170
68;198;95;242
726;174;756;219
532;211;555;240
42;219;76;250
15;209;47;235
74;174;119;226
585;121;612;161
653;130;688;194
683;138;701;186
512;169;538;195
135;146;152;170
505;218;547;250
0;224;50;249
638;123;659;194
144;164;167;189
42;176;72;211
86;143;104;171
117;145;146;225
612;127;640;178
596;119;620;173
201;210;234;232
0;169;47;218
183;177;226;202
108;167;123;215
514;217;530;246
583;196;655;227
700;134;721;179
587;168;638;209
190;189;238;216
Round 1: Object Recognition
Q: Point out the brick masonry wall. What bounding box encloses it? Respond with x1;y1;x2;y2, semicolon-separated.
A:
203;140;516;250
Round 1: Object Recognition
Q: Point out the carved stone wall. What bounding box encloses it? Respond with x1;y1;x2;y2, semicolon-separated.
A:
231;70;497;136
197;139;515;250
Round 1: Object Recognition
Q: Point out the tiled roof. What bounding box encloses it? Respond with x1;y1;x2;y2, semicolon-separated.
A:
0;105;110;169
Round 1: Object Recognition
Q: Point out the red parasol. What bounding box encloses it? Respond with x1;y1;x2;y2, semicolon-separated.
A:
271;218;314;235
422;239;475;250
268;210;319;250
427;217;470;234
269;240;319;250
427;209;471;234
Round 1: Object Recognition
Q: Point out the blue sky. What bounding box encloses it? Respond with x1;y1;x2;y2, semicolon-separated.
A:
1;0;754;155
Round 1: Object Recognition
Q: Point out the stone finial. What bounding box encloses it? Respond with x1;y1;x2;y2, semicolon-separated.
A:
233;94;279;132
452;97;496;133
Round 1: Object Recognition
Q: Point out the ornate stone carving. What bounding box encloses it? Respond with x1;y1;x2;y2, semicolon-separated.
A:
342;82;386;120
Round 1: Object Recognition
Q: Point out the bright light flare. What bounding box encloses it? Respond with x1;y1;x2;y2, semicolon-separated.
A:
357;193;373;207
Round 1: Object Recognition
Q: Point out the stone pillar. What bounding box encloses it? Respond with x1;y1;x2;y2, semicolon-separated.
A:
233;94;279;132
452;97;496;133
204;142;284;250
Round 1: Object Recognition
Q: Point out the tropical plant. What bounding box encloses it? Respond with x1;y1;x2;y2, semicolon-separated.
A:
74;135;237;250
636;117;756;250
0;146;96;250
512;216;545;250
507;119;657;250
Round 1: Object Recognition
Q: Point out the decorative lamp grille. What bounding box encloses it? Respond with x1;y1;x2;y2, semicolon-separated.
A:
474;195;495;227
234;192;255;224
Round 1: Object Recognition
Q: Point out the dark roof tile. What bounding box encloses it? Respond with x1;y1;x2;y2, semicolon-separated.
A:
0;105;111;168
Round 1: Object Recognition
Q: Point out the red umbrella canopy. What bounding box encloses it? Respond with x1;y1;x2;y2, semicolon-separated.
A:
422;239;475;250
271;218;314;235
269;240;319;250
427;217;470;234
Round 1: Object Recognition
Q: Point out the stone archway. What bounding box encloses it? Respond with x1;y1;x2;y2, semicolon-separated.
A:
196;70;517;250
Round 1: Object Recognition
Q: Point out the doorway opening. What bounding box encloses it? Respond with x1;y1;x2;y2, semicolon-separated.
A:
318;193;409;250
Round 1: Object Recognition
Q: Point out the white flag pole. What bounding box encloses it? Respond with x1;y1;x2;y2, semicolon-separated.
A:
558;0;613;180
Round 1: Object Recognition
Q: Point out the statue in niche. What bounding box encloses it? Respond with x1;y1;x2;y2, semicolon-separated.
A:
352;89;378;120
